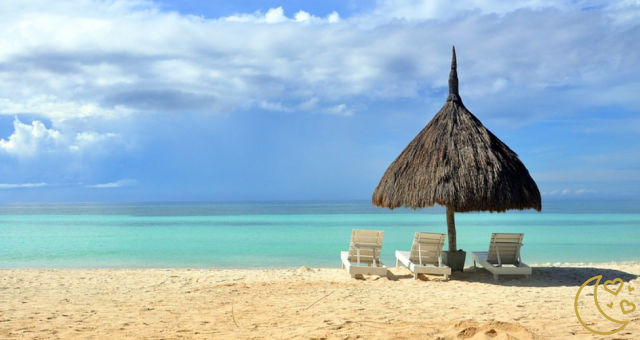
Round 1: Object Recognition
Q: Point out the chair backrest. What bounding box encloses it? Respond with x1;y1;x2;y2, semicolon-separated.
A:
408;232;446;266
486;233;524;265
347;229;384;264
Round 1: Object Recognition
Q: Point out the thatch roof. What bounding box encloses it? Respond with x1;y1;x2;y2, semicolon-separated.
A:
372;47;541;213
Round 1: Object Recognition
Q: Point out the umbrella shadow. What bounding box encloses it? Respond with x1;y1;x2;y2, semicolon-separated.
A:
450;266;639;287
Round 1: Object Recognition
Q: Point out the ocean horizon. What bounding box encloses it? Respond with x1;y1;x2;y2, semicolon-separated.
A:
1;200;639;269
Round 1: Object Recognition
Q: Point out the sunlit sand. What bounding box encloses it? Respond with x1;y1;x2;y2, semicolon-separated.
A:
2;263;638;339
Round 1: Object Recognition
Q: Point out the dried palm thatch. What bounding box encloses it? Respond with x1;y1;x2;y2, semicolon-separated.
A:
372;47;541;251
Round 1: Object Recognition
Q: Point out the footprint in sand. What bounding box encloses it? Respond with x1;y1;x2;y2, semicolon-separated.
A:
453;320;535;340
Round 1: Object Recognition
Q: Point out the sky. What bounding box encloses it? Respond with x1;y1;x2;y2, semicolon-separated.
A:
0;0;639;203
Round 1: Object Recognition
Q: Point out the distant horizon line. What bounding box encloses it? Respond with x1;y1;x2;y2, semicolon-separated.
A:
0;197;638;205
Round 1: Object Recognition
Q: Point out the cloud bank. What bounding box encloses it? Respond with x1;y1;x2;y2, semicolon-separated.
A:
0;0;638;200
1;0;638;123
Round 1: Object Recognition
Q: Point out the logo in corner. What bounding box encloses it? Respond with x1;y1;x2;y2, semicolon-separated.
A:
574;275;636;335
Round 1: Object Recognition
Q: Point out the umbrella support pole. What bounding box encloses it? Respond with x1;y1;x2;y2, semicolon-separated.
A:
446;206;456;251
443;206;466;271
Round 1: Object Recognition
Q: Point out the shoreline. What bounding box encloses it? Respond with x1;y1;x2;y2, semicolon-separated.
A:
3;259;640;270
2;263;639;339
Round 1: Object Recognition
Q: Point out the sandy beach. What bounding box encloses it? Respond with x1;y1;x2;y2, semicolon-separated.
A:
1;263;639;339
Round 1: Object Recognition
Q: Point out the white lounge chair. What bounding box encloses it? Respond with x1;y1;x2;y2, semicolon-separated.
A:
341;229;387;278
395;232;451;280
470;233;532;280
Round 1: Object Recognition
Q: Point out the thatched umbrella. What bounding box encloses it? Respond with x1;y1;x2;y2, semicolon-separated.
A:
372;47;541;254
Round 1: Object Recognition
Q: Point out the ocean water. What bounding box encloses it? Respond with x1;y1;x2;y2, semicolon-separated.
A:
0;201;638;269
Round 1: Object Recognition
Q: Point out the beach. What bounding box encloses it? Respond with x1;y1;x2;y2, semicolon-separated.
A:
2;263;639;339
2;203;639;339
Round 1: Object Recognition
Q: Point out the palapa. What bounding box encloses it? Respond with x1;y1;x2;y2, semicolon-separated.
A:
372;47;541;252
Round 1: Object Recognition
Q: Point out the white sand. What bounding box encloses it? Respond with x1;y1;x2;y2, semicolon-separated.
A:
1;263;639;339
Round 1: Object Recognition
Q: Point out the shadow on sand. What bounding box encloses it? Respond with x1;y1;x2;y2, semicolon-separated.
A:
446;266;639;287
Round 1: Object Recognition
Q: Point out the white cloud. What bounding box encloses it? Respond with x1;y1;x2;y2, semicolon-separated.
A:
259;101;293;113
0;96;134;121
87;179;138;188
71;131;119;153
0;118;64;156
544;188;599;196
259;98;354;116
0;117;120;157
298;97;320;111
223;6;340;24
324;104;354;117
0;1;637;201
0;0;638;124
545;189;572;196
576;189;598;195
0;182;46;189
265;7;287;23
294;10;311;23
327;12;340;23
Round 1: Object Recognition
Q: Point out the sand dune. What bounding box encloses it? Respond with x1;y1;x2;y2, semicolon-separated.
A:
1;263;639;339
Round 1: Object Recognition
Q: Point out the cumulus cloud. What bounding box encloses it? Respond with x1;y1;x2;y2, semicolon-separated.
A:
0;117;120;157
0;118;64;156
223;6;340;24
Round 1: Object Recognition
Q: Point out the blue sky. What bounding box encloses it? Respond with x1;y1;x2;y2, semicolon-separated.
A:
0;0;639;203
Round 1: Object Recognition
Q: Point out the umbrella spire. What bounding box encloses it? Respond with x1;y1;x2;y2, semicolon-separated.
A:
448;46;459;101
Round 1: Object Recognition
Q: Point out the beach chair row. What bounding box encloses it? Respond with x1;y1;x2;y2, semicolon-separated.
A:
340;230;532;280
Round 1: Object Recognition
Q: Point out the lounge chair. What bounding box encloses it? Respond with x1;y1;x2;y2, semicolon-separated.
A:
395;232;451;280
341;229;387;278
470;233;532;280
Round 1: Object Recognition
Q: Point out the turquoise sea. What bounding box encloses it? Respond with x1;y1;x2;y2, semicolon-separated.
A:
1;201;638;269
